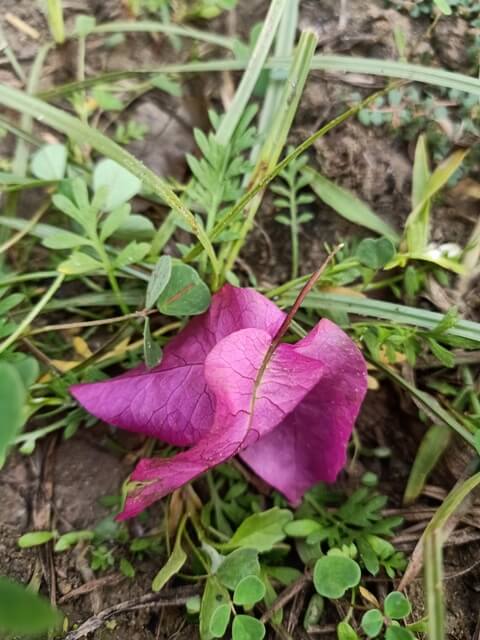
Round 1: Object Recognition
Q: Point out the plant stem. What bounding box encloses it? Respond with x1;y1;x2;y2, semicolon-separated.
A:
0;274;65;354
290;178;299;279
94;239;129;315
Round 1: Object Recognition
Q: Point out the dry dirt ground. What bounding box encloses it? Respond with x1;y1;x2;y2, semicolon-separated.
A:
1;0;480;638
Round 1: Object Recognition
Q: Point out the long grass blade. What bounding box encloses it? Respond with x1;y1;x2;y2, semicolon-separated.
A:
279;291;480;343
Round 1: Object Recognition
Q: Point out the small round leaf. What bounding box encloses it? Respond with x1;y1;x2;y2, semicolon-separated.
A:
337;621;361;640
313;555;361;599
233;575;266;606
384;592;411;620
157;263;211;317
385;625;415;640
232;615;266;640
209;603;231;638
361;609;384;638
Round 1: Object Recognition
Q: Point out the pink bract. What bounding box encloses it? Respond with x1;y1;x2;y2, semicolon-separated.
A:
71;284;367;519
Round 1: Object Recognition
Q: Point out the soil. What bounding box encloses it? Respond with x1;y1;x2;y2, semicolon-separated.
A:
1;0;480;638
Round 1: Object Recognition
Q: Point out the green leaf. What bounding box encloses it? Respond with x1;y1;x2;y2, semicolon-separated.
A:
384;592;411;620
313;555;361;599
143;317;162;369
0;362;26;461
303;594;324;629
356;237;395;269
385;626;415;640
427;338;455;368
233;575;265;606
232;615;266;640
433;0;452;15
115;241;150;268
157;263;211;317
209;603;231;638
11;355;39;388
58;251;103;275
54;530;94;552
361;609;384;638
114;214;155;240
92;87;124;111
305;167;399;241
120;558;136;578
151;74;183;97
30;143;67;180
74;14;96;36
146;255;172;310
405;149;467;250
284;519;322;538
100;204;131;241
42;230;90;250
151;527;186;592
93;158;142;211
0;293;24;315
217;548;260;590
18;531;55;548
0;576;61;636
337;621;361;640
200;577;231;640
227;508;293;552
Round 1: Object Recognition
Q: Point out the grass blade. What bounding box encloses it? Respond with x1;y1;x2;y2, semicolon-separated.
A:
215;0;287;145
91;20;238;50
406;134;431;253
39;54;480;101
222;30;318;276
279;291;480;343
404;149;468;244
403;424;451;505
305;167;399;242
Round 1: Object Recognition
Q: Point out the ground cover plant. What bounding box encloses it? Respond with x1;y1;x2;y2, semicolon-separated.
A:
1;0;480;639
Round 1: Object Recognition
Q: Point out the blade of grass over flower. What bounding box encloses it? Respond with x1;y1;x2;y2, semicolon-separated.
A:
221;30;318;278
38;54;480;101
90;20;238;51
305;167;400;242
215;0;287;145
0;84;219;280
280;291;480;343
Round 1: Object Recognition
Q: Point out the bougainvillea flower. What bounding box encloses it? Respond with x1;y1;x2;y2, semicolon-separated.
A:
71;285;367;519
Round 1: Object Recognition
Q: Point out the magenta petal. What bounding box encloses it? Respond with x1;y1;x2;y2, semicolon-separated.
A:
240;319;368;504
119;328;325;519
70;285;284;446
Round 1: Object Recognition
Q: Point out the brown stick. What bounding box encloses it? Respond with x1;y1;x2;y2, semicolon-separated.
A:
63;585;201;640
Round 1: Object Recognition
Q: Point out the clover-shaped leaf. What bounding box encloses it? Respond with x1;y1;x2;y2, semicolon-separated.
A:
356;237;395;269
385;626;415;640
384;592;411;620
233;575;265;606
313;555;361;599
217;548;260;590
232;615;265;640
361;609;384;638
